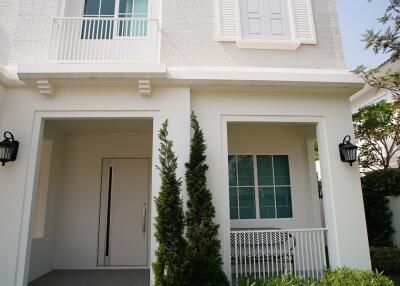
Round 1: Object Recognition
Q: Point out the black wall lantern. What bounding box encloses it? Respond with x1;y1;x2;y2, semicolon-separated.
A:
339;135;358;166
0;132;19;166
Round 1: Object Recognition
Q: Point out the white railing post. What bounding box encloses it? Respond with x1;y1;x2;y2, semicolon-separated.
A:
230;228;328;281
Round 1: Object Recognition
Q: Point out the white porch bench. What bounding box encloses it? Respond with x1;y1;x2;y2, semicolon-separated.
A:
230;228;296;271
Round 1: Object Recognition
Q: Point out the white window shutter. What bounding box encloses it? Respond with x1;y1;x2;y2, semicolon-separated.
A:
292;0;316;44
219;0;238;41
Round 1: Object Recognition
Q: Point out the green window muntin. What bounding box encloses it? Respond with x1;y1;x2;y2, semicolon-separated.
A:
228;154;293;220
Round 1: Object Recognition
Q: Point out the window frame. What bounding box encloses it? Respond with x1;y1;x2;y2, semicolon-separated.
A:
228;153;295;221
82;0;150;18
81;0;151;40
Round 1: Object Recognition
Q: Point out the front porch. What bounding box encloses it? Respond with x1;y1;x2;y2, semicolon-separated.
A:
225;122;328;281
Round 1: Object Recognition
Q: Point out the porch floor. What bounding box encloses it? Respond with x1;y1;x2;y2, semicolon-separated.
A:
28;269;150;286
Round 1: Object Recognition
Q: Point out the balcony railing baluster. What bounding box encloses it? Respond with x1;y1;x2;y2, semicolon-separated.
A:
48;17;159;63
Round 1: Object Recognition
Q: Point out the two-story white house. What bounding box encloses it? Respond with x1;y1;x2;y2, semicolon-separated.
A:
0;0;371;285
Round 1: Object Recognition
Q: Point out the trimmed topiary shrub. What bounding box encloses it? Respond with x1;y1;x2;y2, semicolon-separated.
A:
370;247;400;273
239;268;395;286
153;120;187;286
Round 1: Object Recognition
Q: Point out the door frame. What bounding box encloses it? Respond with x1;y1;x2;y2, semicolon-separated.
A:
97;157;151;267
17;110;160;286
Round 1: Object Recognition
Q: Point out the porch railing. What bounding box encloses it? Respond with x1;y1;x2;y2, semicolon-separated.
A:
48;17;160;63
231;228;328;281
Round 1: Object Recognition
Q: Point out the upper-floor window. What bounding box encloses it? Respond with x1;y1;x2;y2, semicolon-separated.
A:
82;0;149;38
84;0;116;17
83;0;148;18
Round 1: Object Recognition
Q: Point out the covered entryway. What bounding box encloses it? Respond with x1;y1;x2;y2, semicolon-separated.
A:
27;118;153;286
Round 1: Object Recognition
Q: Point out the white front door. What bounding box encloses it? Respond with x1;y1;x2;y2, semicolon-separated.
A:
98;158;149;266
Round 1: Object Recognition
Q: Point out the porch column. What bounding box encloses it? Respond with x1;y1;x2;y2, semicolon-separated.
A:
317;113;371;269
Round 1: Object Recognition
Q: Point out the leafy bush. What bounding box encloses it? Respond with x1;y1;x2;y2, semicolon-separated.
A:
361;169;400;247
370;247;400;273
239;268;394;286
362;170;400;197
362;187;394;247
239;275;314;286
321;268;394;286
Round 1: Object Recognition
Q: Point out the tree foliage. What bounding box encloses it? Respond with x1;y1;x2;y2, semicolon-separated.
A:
354;0;400;97
184;112;229;286
153;120;187;286
352;100;400;170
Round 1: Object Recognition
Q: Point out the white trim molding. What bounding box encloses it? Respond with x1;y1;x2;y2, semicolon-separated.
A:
236;40;301;50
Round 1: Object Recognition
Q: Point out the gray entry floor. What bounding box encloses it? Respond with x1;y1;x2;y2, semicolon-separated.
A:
28;270;150;286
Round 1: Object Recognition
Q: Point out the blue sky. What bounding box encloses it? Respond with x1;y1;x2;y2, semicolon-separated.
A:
336;0;390;69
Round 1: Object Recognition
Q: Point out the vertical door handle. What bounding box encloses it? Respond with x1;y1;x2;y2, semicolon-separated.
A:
142;205;147;235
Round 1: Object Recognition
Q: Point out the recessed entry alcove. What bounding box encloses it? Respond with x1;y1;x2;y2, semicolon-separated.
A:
28;118;153;286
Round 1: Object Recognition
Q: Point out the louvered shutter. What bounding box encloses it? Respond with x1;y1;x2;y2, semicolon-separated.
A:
219;0;238;41
292;0;316;44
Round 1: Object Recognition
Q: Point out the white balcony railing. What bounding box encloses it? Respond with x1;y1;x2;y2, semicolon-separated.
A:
48;17;160;63
231;228;328;281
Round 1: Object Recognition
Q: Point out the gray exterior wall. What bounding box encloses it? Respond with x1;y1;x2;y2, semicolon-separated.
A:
160;0;345;68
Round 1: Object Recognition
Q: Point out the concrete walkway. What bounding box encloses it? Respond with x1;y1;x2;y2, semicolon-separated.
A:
28;269;150;286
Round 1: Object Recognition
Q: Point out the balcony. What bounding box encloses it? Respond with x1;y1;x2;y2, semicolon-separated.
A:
48;17;160;63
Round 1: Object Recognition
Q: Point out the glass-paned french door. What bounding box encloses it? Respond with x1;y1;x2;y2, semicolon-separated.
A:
228;154;293;220
82;0;149;39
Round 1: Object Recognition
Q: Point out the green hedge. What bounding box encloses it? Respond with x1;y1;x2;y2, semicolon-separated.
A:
371;247;400;273
239;268;394;286
361;169;400;247
362;170;400;197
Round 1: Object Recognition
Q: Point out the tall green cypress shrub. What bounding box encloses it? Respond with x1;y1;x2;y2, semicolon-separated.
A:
153;120;187;286
185;113;229;286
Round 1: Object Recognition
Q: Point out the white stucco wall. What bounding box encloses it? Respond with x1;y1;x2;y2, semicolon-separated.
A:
0;0;19;65
0;85;191;286
28;126;66;282
160;0;345;68
8;0;59;65
227;123;322;230
0;0;344;68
